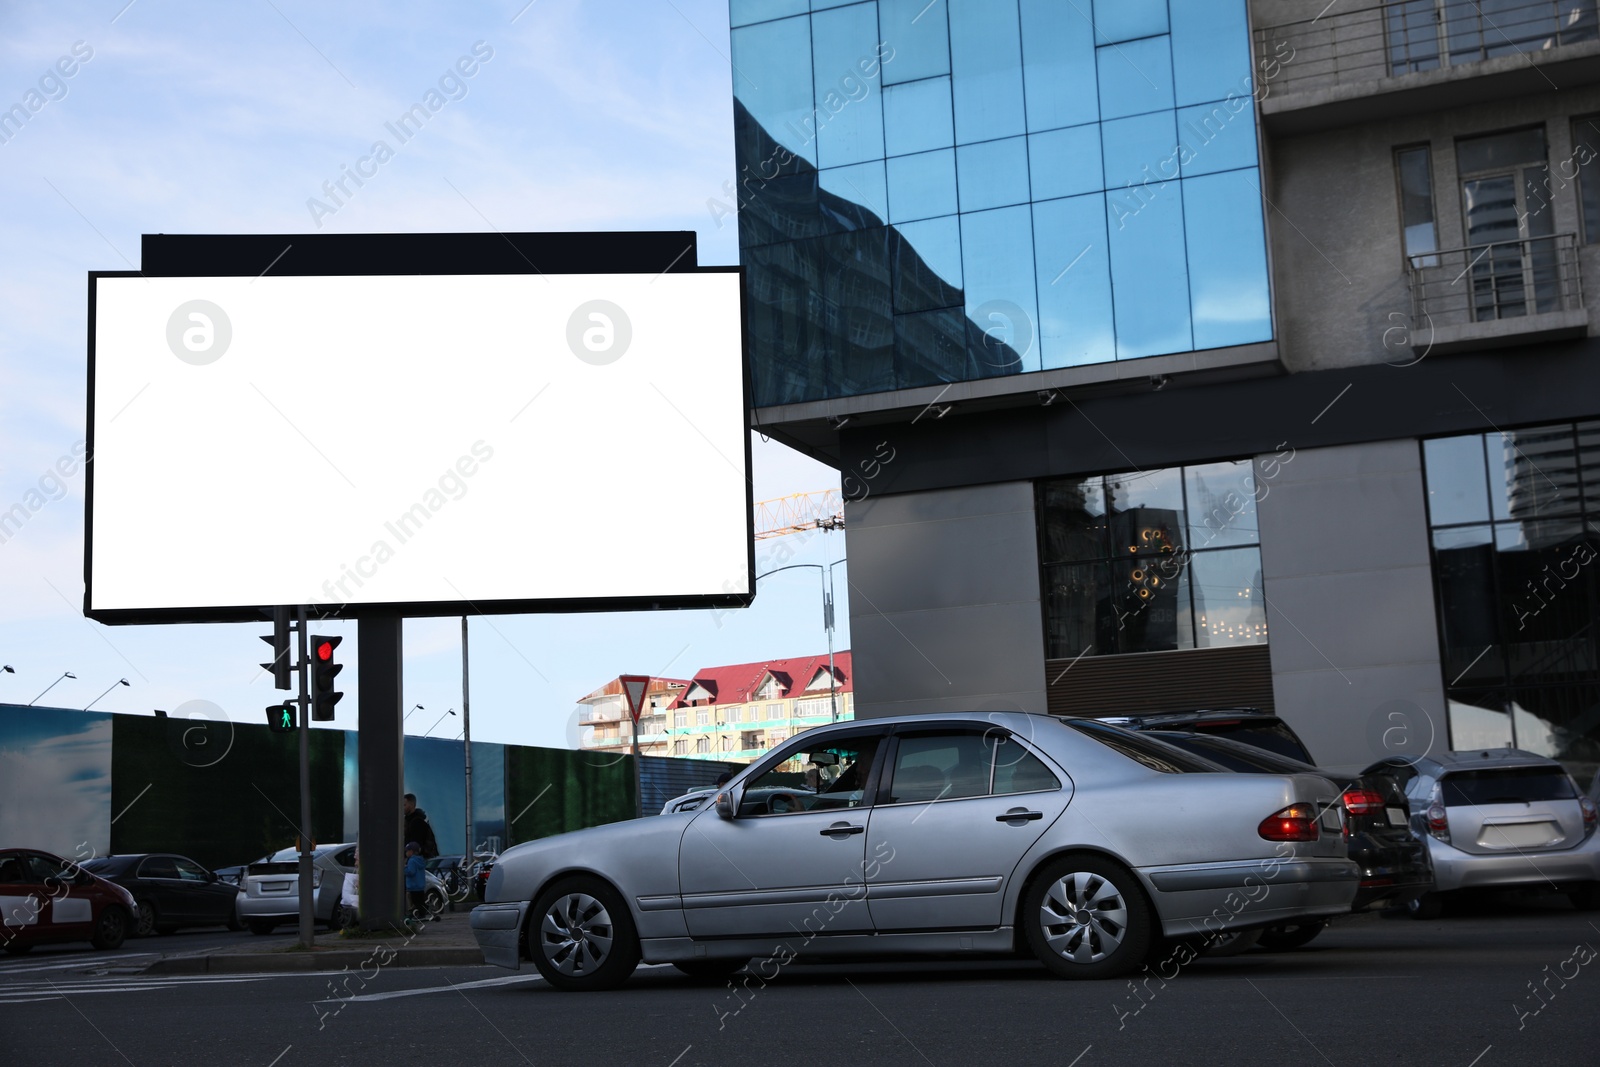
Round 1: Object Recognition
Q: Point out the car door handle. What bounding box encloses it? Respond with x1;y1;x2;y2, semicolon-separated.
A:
996;809;1044;822
820;823;865;836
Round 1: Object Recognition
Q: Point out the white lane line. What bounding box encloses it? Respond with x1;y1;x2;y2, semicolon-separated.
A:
315;972;542;1003
0;954;157;976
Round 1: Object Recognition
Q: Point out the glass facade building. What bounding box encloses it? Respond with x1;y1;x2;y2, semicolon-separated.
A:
730;0;1273;407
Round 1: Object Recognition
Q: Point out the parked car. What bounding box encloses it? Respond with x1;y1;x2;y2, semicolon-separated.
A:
1098;708;1317;763
212;864;248;887
472;712;1359;990
1144;730;1433;949
659;789;714;815
0;848;136;955
1365;749;1600;919
239;843;448;934
78;853;244;937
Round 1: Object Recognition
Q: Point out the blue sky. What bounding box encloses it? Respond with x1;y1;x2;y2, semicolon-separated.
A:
0;0;845;750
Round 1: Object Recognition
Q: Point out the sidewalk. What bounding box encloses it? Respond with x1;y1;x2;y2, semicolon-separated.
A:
143;908;489;975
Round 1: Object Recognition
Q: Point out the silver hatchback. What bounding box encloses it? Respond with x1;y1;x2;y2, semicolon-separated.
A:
472;713;1360;989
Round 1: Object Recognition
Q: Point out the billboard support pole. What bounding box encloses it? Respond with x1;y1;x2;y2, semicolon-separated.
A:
295;605;315;950
461;615;474;891
358;612;405;929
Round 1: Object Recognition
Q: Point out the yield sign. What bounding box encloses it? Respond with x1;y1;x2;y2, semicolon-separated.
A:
618;675;650;724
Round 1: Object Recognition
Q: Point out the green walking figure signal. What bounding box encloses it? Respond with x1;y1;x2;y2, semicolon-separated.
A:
267;701;297;732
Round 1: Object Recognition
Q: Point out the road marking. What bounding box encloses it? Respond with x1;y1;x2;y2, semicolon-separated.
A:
315;972;542;1003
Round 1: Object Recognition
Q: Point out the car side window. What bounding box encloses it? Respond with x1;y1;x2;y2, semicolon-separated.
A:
24;855;66;884
740;734;884;816
0;856;25;883
990;734;1061;795
173;858;209;881
887;733;991;803
139;857;179;880
332;847;357;868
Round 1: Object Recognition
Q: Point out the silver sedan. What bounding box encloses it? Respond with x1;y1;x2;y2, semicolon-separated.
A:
472;713;1359;989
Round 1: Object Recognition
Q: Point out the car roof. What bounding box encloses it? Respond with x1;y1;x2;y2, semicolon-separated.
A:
1091;707;1273;727
1369;748;1567;776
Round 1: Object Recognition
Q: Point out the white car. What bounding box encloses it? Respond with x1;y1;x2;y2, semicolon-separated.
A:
659;789;715;815
238;842;446;934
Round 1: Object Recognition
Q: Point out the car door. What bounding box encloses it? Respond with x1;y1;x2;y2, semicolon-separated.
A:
172;856;233;923
864;728;1072;932
136;856;186;921
0;853;43;943
678;728;887;939
24;854;93;937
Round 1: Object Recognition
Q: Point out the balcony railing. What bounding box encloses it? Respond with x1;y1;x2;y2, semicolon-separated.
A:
1256;1;1599;95
1407;233;1586;350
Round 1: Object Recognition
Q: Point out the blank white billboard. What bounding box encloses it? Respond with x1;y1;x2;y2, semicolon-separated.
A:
87;271;750;621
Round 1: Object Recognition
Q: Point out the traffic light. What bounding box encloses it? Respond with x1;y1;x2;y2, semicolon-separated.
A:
309;635;343;721
266;702;296;732
260;606;291;690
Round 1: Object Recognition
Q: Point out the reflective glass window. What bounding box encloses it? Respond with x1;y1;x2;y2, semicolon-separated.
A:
891;215;963;313
1096;36;1175;121
1043;561;1112;658
1091;0;1167;43
1190;547;1268;647
812;3;887;168
1039;476;1108;563
731;0;809;27
883;77;954;156
1490;426;1582;520
990;735;1062;794
957;135;1031;211
1423;435;1490;525
1111;556;1195;652
1176;100;1258;178
950;0;1027;143
1170;0;1254;107
960;205;1040;373
1185;461;1259;550
820;160;888;222
879;0;951;84
1029;125;1104;201
1582;421;1600;508
1019;0;1099;131
1106;176;1192;358
1431;524;1502;686
1182;171;1272;350
1033;193;1115;368
887;148;958;223
1574;115;1600;244
888;732;992;801
1101;110;1178;193
1457;127;1547;174
893;306;969;388
1395;147;1439;266
1107;468;1186;557
731;16;819;167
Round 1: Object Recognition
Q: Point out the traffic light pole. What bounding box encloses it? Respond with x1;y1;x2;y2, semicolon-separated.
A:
295;606;315;950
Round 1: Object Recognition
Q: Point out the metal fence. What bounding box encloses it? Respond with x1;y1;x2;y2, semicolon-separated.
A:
1408;232;1584;329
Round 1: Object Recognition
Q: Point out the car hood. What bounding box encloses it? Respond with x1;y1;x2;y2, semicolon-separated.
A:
491;816;683;905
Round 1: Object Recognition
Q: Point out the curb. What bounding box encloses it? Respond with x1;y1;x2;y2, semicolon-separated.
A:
143;947;484;974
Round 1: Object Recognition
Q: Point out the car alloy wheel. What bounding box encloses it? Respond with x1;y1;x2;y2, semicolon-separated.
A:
530;876;640;992
91;906;128;951
1023;854;1151;980
135;900;158;938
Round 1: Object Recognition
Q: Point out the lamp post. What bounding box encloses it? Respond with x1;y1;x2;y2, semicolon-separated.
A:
461;616;474;870
756;557;848;721
424;709;456;736
2;665;14;675
28;671;76;706
83;678;130;711
403;703;425;721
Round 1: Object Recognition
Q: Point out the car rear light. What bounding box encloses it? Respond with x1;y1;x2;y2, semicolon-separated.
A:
1259;803;1320;842
1581;795;1598;840
1342;789;1385;816
1426;784;1450;844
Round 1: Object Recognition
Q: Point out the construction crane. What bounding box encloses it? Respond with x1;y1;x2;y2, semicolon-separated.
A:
753;490;845;540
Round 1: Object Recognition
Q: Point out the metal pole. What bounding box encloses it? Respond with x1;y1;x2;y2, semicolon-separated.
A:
295;606;314;950
823;568;837;722
461;616;474;874
631;707;643;819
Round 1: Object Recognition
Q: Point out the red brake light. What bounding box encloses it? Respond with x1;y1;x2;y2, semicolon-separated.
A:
1342;789;1384;816
1259;803;1320;842
1580;796;1597;839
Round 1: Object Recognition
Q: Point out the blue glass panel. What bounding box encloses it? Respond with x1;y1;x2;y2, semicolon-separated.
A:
950;0;1027;143
892;215;964;312
732;16;818;167
887;149;958;223
812;3;887;167
1105;177;1191;358
732;0;810;28
879;0;951;84
1171;0;1256;107
895;307;969;388
820;160;888;222
957;136;1031;211
1100;111;1178;192
1091;0;1168;44
1423;436;1491;525
883;77;954;156
1096;35;1174;120
1019;0;1099;131
1033;194;1115;368
1176;100;1258;177
1182;170;1271;349
811;0;859;8
961;205;1040;373
1030;125;1103;201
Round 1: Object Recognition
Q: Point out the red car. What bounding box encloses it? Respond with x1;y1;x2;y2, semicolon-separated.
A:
0;848;136;955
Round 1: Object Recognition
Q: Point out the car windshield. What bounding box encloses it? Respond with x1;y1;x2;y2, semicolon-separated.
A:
1067;720;1224;774
1441;767;1577;805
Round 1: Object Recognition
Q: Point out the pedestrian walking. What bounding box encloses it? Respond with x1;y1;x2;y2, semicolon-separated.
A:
404;841;428;930
338;846;360;936
403;793;440;859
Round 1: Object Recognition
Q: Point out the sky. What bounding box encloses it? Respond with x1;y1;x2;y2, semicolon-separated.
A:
0;0;847;750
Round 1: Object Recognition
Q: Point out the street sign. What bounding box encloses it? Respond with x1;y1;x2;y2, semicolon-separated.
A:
618;675;650;724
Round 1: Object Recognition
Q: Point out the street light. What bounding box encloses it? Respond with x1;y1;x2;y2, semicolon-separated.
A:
2;665;14;675
756;557;847;721
423;708;456;736
83;678;130;711
28;671;76;706
403;703;425;721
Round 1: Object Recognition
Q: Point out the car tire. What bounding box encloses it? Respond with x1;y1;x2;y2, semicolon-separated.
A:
1568;882;1600;912
1200;926;1262;957
91;905;129;951
134;900;158;938
1257;920;1327;952
529;876;641;992
248;920;277;936
1021;854;1152;980
1407;892;1444;920
672;958;751;982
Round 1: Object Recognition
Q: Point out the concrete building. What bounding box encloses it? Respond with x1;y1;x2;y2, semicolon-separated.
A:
725;0;1600;783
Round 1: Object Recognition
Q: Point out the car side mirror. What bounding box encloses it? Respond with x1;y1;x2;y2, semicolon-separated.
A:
716;787;739;820
205;871;218;883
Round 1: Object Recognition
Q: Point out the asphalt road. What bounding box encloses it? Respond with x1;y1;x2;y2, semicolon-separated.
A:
3;900;1597;1067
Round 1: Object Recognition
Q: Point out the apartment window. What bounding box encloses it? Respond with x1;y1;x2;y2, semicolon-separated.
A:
673;711;687;728
695;737;710;754
696;708;710;726
721;737;736;753
1456;127;1558;320
766;703;783;721
768;730;787;744
1573;115;1600;244
726;706;742;724
741;731;762;751
673;739;687;755
1395;146;1439;267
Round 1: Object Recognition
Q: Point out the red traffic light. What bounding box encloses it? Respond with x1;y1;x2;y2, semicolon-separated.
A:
313;635;342;662
316;640;334;662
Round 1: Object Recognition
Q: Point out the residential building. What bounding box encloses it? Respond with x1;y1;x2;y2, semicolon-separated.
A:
575;676;691;759
725;0;1600;783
